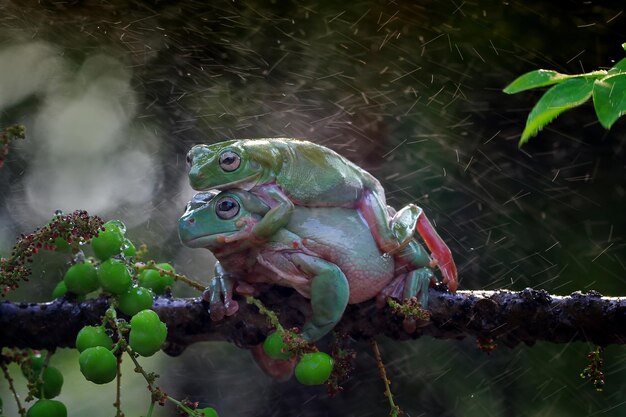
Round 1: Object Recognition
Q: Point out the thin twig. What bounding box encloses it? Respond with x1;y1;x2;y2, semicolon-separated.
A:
115;355;123;417
0;360;25;416
370;339;402;417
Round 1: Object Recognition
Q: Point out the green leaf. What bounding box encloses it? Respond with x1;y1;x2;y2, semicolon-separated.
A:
504;70;571;94
592;73;626;129
622;42;626;51
504;69;606;94
519;78;594;145
608;57;626;75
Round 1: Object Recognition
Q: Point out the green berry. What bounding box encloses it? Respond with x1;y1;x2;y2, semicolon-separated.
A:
97;258;132;294
51;281;67;299
21;352;45;380
79;347;117;384
26;399;67;417
75;326;113;352
294;352;333;385
63;260;99;295
263;332;293;360
137;263;175;294
122;238;136;257
198;407;219;417
118;287;155;316
91;221;125;260
129;310;167;357
34;366;63;399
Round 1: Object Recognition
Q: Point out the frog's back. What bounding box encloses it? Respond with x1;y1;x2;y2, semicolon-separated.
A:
252;139;385;207
288;206;395;303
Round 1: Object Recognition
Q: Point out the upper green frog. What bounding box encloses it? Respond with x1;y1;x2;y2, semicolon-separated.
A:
179;189;437;342
186;138;457;292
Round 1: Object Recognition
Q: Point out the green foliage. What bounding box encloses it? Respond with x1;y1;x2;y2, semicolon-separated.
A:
504;44;626;145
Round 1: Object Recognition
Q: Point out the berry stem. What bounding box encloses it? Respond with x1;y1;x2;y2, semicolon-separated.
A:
135;262;206;292
145;401;155;417
115;355;123;417
370;339;402;417
245;295;285;332
166;396;197;415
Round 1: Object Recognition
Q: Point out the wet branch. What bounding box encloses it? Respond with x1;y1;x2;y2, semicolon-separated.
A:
1;287;625;354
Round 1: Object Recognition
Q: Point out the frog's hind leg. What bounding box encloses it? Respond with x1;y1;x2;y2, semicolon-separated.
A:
395;239;436;308
403;267;435;308
290;253;349;342
358;191;401;254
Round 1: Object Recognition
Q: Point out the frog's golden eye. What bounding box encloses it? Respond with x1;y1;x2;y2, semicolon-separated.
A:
216;197;240;219
219;151;241;172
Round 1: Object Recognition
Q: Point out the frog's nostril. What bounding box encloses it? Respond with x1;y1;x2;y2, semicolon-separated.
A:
186;152;193;166
188;218;195;224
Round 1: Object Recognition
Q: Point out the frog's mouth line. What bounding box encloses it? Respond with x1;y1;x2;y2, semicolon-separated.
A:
214;172;262;191
183;233;234;248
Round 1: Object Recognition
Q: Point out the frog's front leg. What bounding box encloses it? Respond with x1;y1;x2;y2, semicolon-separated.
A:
202;261;240;321
290;253;349;342
252;185;294;239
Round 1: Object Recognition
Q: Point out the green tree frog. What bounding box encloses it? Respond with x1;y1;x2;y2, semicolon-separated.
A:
179;190;438;342
186;138;457;292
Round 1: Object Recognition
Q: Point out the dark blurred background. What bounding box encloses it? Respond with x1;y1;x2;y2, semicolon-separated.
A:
1;1;625;416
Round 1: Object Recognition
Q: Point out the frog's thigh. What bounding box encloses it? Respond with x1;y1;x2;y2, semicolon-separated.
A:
291;253;349;342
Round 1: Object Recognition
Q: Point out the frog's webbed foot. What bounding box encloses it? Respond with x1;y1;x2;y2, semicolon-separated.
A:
224;216;260;243
381;267;435;334
251;185;294;239
203;262;239;321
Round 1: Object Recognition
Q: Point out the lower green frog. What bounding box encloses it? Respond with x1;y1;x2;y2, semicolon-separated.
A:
179;190;439;342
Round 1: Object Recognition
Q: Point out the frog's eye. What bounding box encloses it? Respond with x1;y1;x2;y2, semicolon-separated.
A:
186;152;193;167
219;151;241;172
216;197;240;219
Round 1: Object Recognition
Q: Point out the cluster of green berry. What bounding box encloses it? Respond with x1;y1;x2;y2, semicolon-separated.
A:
2;217;220;417
51;220;171;386
263;332;334;385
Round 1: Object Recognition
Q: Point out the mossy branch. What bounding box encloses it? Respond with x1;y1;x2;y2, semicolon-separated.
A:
1;287;625;354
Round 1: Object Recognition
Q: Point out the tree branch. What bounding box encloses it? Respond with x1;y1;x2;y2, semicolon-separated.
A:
1;287;624;354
